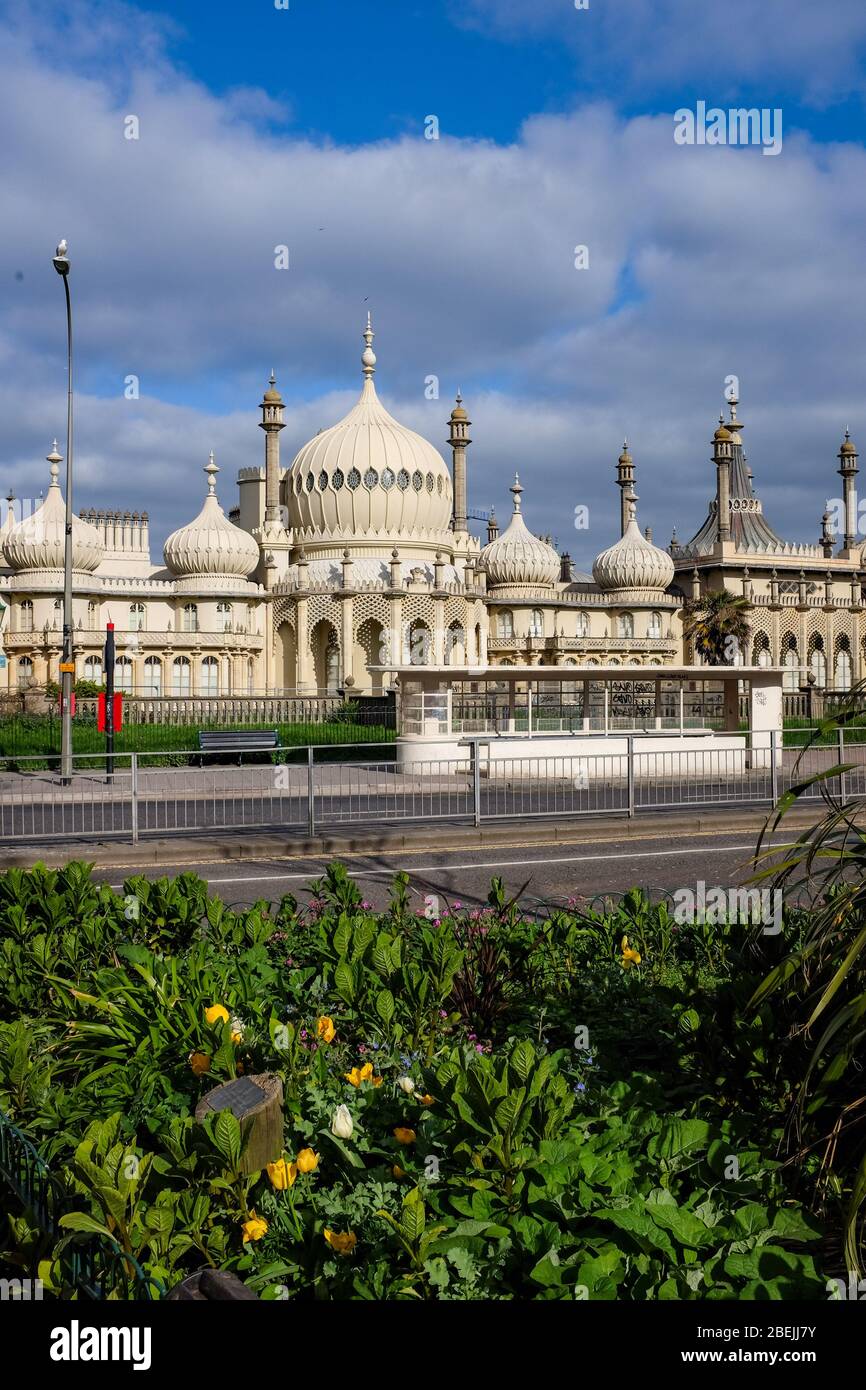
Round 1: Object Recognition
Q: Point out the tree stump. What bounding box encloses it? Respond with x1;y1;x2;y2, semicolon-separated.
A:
195;1072;284;1175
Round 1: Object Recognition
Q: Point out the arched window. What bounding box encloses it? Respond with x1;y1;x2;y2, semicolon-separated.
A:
52;598;62;628
129;603;145;631
405;620;431;667
17;656;33;688
182;603;198;634
84;656;102;685
497;610;514;639
809;639;827;689
144;656;162;697
648;611;662;639
783;642;799;692
201;656;218;695
19;600;33;632
617;613;634;639
87;600;98;626
172;656;191;695
835;640;852;692
115;656;133;694
217;601;232;632
529;609;544;638
575;611;589;638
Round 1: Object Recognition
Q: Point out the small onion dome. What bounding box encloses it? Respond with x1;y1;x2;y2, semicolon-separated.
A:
618;440;632;463
450;392;468;421
840;429;857;455
4;444;104;574
164;453;259;579
592;500;675;593
263;370;282;404
478;474;560;587
714;420;732;442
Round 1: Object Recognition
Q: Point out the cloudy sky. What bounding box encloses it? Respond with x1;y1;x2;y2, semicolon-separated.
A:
2;0;866;566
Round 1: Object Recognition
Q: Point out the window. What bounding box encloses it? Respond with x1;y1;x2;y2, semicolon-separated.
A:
810;642;827;688
835;644;852;692
129;603;145;631
648;611;662;639
144;656;162;697
87;600;98;626
783;645;799;691
217;602;232;632
575;611;589;638
84;656;103;685
529;609;544;638
172;656;191;695
19;600;33;632
17;656;33;688
617;613;634;639
182;603;198;634
52;598;62;627
115;656;133;694
497;611;514;639
201;656;218;695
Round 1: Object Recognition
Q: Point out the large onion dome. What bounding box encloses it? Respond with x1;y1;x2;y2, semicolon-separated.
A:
4;444;104;574
478;475;560;588
592;500;675;595
287;316;453;538
164;454;259;580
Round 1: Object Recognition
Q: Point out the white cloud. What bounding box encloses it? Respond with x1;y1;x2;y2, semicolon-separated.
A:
0;1;865;569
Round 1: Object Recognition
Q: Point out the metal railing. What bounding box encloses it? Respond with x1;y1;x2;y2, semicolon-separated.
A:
0;729;860;846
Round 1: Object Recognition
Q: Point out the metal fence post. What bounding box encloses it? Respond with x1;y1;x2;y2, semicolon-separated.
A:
839;725;846;801
627;734;635;817
769;731;778;808
130;752;138;846
472;739;481;828
307;745;315;836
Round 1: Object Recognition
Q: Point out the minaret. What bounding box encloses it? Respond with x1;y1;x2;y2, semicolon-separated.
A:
713;416;733;544
259;371;285;531
448;391;471;535
838;428;859;553
616;440;634;538
486;508;499;543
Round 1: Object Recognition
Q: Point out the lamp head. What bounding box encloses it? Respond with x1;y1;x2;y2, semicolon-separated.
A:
52;239;70;275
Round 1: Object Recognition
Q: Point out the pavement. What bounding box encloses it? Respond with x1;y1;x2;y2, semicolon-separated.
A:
85;825;805;912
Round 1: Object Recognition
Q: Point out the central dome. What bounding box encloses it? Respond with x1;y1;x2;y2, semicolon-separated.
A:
287;318;453;538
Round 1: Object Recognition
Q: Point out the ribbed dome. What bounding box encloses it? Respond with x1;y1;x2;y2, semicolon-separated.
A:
287;318;452;538
4;446;104;575
592;504;675;594
479;476;559;588
164;455;259;579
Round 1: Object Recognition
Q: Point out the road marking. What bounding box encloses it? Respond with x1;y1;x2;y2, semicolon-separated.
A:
109;841;760;889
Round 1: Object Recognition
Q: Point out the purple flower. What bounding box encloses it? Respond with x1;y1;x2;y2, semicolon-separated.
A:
468;1033;477;1042
361;900;373;910
453;901;463;910
300;1029;308;1040
439;1009;448;1019
475;1044;484;1053
358;1044;367;1054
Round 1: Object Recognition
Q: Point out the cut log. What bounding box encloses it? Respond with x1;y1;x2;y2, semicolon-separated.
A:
195;1072;284;1176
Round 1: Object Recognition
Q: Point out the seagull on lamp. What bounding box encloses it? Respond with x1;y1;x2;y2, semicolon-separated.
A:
53;239;70;275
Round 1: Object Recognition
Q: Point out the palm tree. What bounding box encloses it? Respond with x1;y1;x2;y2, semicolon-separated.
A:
683;588;751;666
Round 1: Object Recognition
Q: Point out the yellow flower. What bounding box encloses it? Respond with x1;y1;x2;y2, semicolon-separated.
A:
189;1051;211;1076
394;1127;416;1145
242;1213;269;1243
392;1164;407;1179
205;1004;230;1026
296;1148;319;1174
345;1062;382;1088
324;1228;357;1256
316;1016;336;1044
418;1094;435;1106
266;1158;297;1190
620;935;641;968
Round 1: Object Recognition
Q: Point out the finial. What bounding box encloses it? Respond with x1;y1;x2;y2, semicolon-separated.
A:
627;497;637;523
46;440;62;484
362;313;376;378
269;369;276;386
205;450;219;495
510;473;523;513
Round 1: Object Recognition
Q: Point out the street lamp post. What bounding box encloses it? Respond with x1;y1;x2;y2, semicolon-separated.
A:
53;240;74;784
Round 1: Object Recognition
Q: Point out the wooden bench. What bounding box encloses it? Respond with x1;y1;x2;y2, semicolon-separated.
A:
197;729;279;765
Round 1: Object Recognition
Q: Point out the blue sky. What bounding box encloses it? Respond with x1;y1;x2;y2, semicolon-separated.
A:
3;0;866;559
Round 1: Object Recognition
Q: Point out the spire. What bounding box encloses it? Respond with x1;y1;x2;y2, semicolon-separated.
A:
510;473;523;514
205;450;219;497
47;440;62;487
362;312;376;379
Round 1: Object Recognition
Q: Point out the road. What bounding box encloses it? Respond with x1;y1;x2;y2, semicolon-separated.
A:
94;826;788;914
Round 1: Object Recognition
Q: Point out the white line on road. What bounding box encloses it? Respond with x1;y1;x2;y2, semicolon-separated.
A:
109;841;759;889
